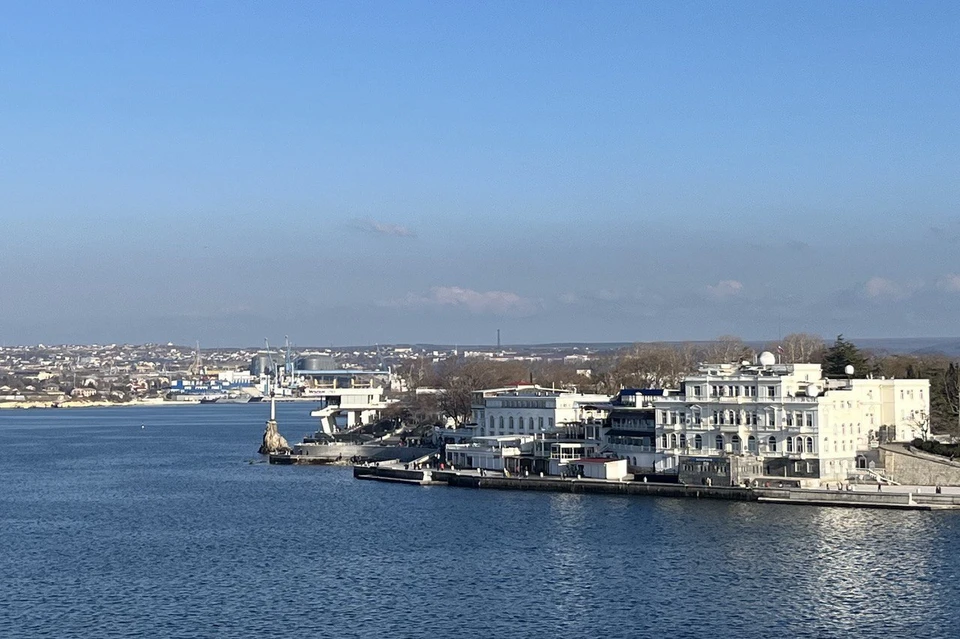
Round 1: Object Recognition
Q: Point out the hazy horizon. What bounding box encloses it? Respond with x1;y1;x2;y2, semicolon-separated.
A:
3;3;958;347
6;336;960;356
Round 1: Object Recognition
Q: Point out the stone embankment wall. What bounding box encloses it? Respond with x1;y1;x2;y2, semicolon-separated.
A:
437;472;759;501
880;444;960;486
293;444;437;463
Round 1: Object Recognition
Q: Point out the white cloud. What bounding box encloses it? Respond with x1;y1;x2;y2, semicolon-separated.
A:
862;277;923;300
705;280;743;300
354;218;416;238
389;286;539;316
937;274;960;293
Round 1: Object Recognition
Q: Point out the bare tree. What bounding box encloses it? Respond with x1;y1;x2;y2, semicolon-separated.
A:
907;410;931;441
703;335;752;364
436;357;529;426
529;361;591;391
607;342;696;390
777;333;825;363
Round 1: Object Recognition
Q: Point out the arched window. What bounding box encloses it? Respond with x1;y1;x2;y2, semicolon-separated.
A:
679;434;687;449
732;435;742;453
694;434;702;449
786;437;793;453
489;416;495;430
768;436;777;452
748;436;758;453
796;437;803;453
670;434;678;448
499;416;504;429
509;417;514;429
715;435;724;451
806;437;814;453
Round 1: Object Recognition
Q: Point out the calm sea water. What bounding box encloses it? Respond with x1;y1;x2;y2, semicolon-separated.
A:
1;404;959;638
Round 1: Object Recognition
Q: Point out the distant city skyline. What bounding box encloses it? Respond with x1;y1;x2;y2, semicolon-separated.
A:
2;2;958;347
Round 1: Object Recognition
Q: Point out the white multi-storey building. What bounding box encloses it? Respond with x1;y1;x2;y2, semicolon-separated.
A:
471;385;611;438
652;354;930;483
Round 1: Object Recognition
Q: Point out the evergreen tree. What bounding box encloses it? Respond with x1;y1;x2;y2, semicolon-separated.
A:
930;362;960;435
822;334;870;377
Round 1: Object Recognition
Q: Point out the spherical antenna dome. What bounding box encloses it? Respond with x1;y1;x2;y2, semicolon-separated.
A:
844;364;855;376
806;384;820;397
758;351;776;366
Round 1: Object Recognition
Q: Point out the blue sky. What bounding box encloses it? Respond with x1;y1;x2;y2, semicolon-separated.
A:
1;2;958;346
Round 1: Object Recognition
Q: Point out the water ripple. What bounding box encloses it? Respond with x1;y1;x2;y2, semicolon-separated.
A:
2;405;959;638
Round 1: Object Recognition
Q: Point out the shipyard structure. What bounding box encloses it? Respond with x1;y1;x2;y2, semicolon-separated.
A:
441;353;930;487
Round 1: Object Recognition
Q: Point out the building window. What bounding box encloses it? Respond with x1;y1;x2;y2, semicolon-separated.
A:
670;434;678;448
747;436;758;453
679;434;687;448
732;435;741;453
661;434;668;448
806;413;813;427
509;417;514;430
786;413;793;427
538;417;544;430
694;434;702;449
768;386;776;398
768;436;777;452
499;416;504;429
716;435;724;450
548;418;554;428
786;437;793;453
796;437;803;453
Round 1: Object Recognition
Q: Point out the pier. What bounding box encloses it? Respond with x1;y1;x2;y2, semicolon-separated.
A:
353;463;960;510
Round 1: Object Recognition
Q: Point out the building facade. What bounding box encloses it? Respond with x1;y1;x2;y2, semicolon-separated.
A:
651;357;930;483
602;389;664;473
471;385;611;438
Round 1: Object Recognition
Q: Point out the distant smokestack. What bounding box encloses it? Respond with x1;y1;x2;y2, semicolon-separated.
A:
497;329;501;349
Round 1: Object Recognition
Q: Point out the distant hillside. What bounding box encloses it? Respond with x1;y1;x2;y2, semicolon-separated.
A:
851;338;960;358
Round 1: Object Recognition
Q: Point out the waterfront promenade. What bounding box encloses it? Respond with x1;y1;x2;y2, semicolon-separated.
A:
355;462;960;510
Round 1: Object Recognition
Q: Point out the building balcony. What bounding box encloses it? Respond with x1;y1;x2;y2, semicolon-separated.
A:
605;444;657;453
659;396;819;404
667;447;726;457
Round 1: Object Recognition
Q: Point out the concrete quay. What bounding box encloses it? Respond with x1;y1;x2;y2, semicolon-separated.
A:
353;464;443;485
269;444;436;465
353;464;960;510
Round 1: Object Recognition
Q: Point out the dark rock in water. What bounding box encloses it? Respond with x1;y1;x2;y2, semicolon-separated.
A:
258;419;291;455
